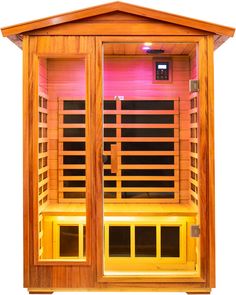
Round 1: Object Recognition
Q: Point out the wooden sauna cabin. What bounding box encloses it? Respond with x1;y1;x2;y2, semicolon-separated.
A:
1;1;235;294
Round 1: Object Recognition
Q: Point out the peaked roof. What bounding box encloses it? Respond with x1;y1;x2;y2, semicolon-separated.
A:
1;1;235;48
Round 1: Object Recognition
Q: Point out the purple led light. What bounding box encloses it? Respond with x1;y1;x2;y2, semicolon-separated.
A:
142;46;151;50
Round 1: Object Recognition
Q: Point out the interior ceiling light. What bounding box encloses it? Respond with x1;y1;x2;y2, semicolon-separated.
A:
144;42;153;46
142;42;153;51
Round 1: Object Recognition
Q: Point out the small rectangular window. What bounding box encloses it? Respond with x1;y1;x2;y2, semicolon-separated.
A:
135;226;156;257
109;226;130;257
60;226;79;257
161;226;180;257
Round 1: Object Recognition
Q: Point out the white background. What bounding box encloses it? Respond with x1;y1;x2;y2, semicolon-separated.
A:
0;1;235;295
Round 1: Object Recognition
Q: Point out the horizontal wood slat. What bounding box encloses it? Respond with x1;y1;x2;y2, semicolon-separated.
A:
38;167;48;175
104;123;178;128
103;151;178;156
190;178;198;187
104;96;179;101
61;176;178;181
61;110;86;115
103;137;178;142
59;137;86;142
104;187;177;193
38;152;49;159
102;164;178;170
104;110;178;115
59;187;86;192
59;123;86;128
59;151;86;156
38;178;49;188
59;164;86;169
58;96;85;101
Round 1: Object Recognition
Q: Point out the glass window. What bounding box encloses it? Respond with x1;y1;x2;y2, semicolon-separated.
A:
109;226;130;257
161;226;180;257
135;226;156;257
60;226;79;257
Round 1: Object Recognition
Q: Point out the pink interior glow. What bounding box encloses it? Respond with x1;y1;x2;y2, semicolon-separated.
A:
142;46;151;50
103;56;189;99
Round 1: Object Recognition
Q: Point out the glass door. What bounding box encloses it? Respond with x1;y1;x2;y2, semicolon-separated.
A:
101;41;200;277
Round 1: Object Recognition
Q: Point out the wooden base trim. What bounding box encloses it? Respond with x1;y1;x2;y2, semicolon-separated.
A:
187;292;211;295
28;290;54;294
29;293;53;294
28;288;211;293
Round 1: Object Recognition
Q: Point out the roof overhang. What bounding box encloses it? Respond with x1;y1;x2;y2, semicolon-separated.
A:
1;1;235;49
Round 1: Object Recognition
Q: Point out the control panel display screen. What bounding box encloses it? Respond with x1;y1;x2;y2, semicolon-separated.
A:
157;64;167;70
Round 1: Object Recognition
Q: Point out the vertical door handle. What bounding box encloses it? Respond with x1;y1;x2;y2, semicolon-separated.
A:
110;144;118;174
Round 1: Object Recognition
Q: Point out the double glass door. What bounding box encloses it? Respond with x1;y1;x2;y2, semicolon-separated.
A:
37;38;200;278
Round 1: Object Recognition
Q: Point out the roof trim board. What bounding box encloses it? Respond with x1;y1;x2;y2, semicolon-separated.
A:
1;1;234;48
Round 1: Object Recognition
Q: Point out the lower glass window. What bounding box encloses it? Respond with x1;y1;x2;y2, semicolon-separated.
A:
60;226;79;257
109;226;130;257
135;226;156;257
161;226;180;257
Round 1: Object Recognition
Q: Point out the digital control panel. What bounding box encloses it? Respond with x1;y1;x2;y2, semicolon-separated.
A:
153;58;172;83
155;62;169;80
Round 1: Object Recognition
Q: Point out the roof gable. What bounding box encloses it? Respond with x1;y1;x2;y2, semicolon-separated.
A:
1;1;234;48
26;11;212;39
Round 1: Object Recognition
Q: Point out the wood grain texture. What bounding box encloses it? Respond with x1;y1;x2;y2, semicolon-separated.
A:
96;36;193;285
187;292;211;294
25;36;96;289
94;42;195;56
198;37;208;286
20;22;216;292
28;287;211;292
95;35;104;283
29;292;53;294
23;35;30;287
26;22;209;37
1;1;234;43
206;35;216;289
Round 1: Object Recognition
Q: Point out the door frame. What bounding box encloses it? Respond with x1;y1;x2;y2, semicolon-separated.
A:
94;35;214;287
24;36;96;272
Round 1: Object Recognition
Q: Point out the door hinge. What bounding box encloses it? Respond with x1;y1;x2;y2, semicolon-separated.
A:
191;225;200;238
189;79;199;92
